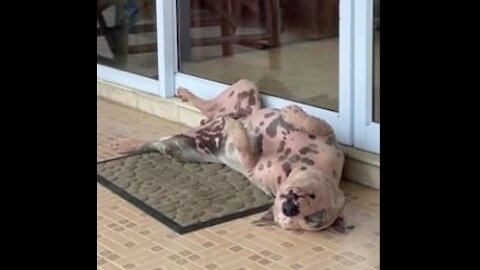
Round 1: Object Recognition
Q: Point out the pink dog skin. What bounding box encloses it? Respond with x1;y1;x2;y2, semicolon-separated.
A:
122;80;346;231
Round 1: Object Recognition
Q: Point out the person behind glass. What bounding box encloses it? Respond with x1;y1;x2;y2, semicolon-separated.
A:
125;0;139;32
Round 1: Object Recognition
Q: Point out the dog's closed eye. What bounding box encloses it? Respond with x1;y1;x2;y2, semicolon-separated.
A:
307;193;315;199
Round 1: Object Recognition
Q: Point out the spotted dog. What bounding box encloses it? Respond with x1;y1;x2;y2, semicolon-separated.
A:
117;79;346;231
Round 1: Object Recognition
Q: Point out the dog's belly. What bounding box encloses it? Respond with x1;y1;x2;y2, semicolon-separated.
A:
238;109;342;196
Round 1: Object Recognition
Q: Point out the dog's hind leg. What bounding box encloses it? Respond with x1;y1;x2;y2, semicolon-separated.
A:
177;79;262;124
280;105;334;138
114;135;221;163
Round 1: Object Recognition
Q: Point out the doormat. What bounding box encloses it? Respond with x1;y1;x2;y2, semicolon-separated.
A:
97;152;273;234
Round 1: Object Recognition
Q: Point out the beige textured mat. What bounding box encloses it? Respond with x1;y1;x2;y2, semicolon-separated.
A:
97;152;273;234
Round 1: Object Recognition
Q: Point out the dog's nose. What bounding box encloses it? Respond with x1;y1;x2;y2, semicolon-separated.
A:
282;200;299;217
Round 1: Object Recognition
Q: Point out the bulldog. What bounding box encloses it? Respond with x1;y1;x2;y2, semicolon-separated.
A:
116;79;347;231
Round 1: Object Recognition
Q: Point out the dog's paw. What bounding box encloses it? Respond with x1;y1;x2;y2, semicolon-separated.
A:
252;209;277;227
285;104;304;113
177;86;192;102
280;105;305;123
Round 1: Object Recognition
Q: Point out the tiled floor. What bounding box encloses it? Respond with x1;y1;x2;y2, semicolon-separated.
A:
97;98;380;270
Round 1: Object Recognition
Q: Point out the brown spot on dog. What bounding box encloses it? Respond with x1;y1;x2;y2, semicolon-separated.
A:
256;134;264;154
266;116;294;138
277;176;282;184
267;160;272;168
277;140;286;153
219;108;226;112
301;167;307;171
301;158;315;165
325;135;335;145
194;119;226;155
258;164;264;171
237;91;248;99
255;127;260;134
234;90;255;117
264;112;275;118
260;121;264;126
282;162;292;177
278;149;291;162
299;147;320;155
288;154;300;163
309;134;316;140
247;89;256;106
212;124;224;132
176;134;197;149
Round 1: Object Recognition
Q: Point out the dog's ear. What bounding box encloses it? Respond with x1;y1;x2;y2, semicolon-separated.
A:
304;209;326;228
252;208;277;227
329;217;355;234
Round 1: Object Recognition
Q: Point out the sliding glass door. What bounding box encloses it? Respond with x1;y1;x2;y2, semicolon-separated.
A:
353;0;380;153
97;0;161;93
97;0;380;154
174;0;353;145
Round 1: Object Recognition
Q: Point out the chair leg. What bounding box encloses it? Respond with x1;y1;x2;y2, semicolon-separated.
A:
265;0;281;47
220;0;234;56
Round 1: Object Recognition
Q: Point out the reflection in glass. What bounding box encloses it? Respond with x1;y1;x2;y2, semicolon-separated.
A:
177;0;340;111
97;0;158;78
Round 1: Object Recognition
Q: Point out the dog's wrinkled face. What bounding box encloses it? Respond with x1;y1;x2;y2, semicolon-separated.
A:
273;170;344;231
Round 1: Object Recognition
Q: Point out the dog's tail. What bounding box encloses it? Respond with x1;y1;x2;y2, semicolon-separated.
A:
118;141;158;155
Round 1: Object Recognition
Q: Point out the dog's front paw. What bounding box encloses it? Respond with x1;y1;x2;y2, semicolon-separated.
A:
285;104;303;113
281;105;304;123
252;209;277;227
